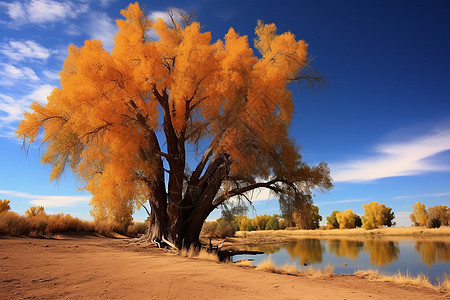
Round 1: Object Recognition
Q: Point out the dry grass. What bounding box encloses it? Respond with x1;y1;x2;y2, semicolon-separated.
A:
254;258;334;278
180;246;219;262
197;248;219;262
255;257;277;272
234;259;254;267
354;269;450;291
279;263;298;274
303;264;335;278
0;211;147;237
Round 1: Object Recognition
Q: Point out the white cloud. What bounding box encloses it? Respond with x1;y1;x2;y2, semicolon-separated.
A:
395;192;450;200
148;7;187;40
315;198;369;206
0;0;88;25
87;12;117;52
230;187;276;203
0;40;51;61
0;63;39;82
42;69;60;81
392;211;412;227
0;189;91;207
149;7;187;25
331;128;450;182
0;84;54;137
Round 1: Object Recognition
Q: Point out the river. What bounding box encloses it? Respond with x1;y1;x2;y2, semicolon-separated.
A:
232;238;450;284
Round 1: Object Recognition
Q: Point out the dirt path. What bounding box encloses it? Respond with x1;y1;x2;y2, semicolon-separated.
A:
0;236;446;299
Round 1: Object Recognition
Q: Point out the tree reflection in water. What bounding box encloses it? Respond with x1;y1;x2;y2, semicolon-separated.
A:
364;240;400;266
415;241;450;267
328;239;363;259
285;239;324;265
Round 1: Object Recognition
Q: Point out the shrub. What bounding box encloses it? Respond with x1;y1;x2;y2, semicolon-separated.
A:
0;199;11;213
265;215;279;230
326;210;340;229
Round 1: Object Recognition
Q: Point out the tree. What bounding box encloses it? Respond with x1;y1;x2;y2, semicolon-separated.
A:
293;204;322;229
16;3;332;248
25;206;45;217
279;193;315;228
326;210;340;229
410;201;428;226
382;206;396;227
427;205;448;228
336;209;358;229
362;202;394;230
265;215;280;230
0;199;11;213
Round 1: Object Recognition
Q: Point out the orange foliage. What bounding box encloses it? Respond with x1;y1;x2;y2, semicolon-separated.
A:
16;2;330;228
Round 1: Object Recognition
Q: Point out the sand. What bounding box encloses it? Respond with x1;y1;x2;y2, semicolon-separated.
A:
1;235;447;299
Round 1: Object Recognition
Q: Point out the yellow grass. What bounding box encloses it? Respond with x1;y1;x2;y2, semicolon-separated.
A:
304;264;334;278
234;259;254;267
255;257;277;272
353;269;449;290
197;248;219;262
254;258;334;278
279;263;298;274
180;246;219;262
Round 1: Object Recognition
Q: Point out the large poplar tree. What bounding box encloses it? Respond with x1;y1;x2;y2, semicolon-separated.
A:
17;2;332;248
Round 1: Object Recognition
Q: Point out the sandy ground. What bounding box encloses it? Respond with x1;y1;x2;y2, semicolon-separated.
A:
0;235;447;299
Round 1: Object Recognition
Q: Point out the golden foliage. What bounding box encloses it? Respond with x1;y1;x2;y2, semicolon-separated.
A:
361;202;392;229
0;199;11;213
16;2;329;226
25;206;45;217
336;209;357;229
410;201;429;226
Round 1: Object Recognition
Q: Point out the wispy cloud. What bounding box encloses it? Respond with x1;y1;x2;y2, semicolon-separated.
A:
0;84;54;137
0;0;88;26
395;192;450;200
0;189;91;207
87;12;117;52
229;187;276;203
0;40;51;61
0;63;39;83
148;7;187;24
331;127;450;182
315;198;369;206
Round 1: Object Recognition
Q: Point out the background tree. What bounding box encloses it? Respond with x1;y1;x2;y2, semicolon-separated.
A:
0;199;11;213
427;205;448;228
362;202;394;230
293;204;321;229
16;3;332;248
382;206;396;227
336;209;358;229
410;201;429;226
265;214;280;230
25;206;45;217
326;210;340;229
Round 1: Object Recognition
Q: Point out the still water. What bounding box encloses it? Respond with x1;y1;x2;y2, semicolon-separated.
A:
232;238;450;284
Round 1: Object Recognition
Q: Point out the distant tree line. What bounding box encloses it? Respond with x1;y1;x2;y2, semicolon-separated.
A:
409;201;448;228
326;202;395;230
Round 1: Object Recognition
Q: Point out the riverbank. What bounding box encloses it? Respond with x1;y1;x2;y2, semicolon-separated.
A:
222;226;450;246
0;236;447;299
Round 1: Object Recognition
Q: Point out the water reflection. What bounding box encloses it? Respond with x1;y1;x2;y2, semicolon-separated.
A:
328;239;363;259
364;240;399;266
415;241;450;267
285;239;324;265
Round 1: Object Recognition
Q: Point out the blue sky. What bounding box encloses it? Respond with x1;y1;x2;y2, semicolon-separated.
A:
0;0;449;226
